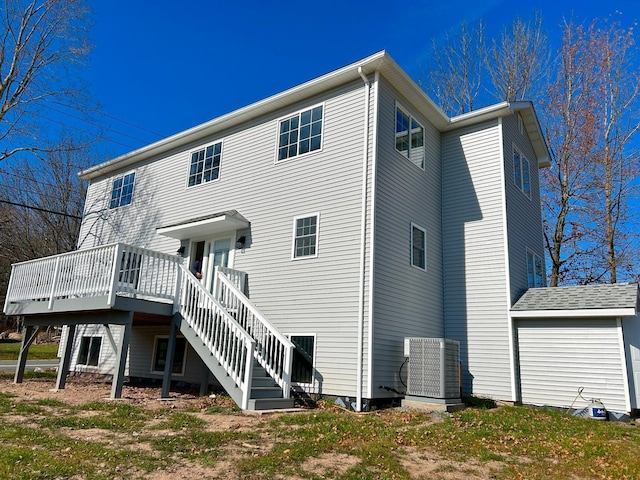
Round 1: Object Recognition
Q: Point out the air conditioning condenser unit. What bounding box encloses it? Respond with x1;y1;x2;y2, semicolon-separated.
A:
404;337;460;401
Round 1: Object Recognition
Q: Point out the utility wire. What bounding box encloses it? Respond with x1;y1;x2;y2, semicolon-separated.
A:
0;199;82;219
41;103;158;144
30;111;138;150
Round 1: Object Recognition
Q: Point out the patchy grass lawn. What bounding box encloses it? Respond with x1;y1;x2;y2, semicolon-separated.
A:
0;340;59;361
0;377;638;479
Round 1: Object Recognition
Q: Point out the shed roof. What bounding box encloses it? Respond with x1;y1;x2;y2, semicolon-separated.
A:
511;283;639;319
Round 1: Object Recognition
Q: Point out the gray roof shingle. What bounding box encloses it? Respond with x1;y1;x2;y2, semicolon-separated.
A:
512;283;639;312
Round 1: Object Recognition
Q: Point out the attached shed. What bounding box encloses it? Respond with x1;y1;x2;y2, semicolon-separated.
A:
511;283;640;416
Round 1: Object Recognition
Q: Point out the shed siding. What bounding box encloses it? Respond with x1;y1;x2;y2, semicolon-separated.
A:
517;318;628;413
442;120;512;399
370;78;444;396
502;114;545;303
77;79;374;398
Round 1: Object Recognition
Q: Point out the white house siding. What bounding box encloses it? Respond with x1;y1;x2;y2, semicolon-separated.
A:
370;79;444;397
502;114;545;303
517;318;628;414
77;79;374;398
442;120;513;400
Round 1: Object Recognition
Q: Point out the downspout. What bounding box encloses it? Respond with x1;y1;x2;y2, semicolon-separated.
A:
366;70;380;400
357;66;371;412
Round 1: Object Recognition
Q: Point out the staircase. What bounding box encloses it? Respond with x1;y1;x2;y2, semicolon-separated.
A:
175;264;295;410
2;243;295;411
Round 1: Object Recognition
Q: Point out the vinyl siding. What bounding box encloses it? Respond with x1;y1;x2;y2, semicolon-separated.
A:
442;120;512;399
502;114;545;303
77;79;374;397
517;318;628;413
370;79;444;396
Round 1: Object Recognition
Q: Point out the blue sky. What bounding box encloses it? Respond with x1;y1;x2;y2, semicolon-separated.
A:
86;0;639;160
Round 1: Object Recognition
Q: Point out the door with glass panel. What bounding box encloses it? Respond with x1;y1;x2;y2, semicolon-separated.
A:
203;238;231;293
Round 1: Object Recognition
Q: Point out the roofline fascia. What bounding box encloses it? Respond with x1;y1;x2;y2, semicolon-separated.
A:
446;101;550;168
510;307;637;319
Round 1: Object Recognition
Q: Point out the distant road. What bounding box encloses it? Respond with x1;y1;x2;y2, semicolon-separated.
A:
0;359;59;372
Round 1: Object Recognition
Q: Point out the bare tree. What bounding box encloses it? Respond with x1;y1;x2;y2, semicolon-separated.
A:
541;20;601;286
425;20;486;116
0;0;92;162
486;13;549;103
0;135;90;328
588;21;640;283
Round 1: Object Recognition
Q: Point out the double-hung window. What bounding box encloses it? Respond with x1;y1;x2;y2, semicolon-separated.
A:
411;223;427;271
292;213;319;259
278;105;323;161
513;147;531;198
396;105;425;169
109;172;135;209
526;250;545;288
77;336;101;366
188;142;222;187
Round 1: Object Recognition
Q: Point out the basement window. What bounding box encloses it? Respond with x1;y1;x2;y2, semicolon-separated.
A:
152;336;187;376
77;336;101;366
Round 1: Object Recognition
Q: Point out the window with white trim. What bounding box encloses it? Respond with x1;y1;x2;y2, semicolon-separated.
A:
278;105;323;161
188;142;222;187
77;336;101;366
395;104;425;169
290;335;315;385
151;336;187;375
411;223;427;270
109;172;135;209
513;147;531;198
292;214;319;259
526;250;545;288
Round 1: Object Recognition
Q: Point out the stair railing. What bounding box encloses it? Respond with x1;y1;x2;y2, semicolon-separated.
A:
176;264;255;409
214;267;294;398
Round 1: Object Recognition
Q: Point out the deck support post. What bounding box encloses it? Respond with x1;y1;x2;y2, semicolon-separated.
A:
161;314;180;398
200;361;210;396
56;324;76;390
14;325;40;384
110;314;132;399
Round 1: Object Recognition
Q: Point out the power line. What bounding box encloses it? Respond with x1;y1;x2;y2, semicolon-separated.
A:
41;103;159;144
30;111;139;150
0;200;82;219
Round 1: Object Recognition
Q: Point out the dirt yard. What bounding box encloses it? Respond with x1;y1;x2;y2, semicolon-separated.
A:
0;376;505;479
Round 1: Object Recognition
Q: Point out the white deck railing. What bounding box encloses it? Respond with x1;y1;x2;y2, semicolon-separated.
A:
215;267;294;398
3;243;181;312
177;264;255;409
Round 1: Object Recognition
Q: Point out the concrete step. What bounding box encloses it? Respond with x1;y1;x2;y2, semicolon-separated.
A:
248;397;295;411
